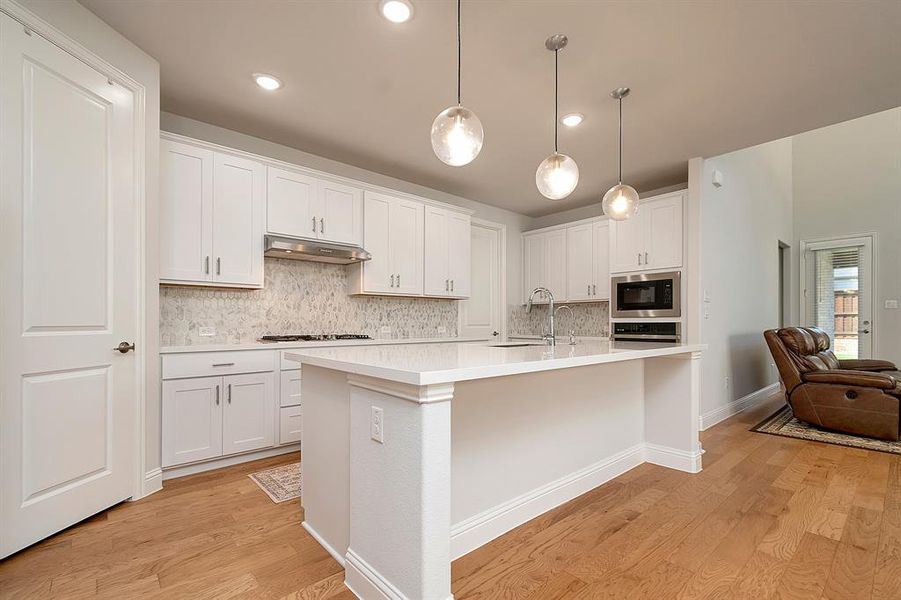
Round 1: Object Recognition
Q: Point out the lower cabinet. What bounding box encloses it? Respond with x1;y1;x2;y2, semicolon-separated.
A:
279;406;303;445
162;371;276;468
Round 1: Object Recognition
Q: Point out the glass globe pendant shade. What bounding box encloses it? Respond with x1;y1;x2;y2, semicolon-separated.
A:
536;152;579;200
602;183;640;220
430;105;484;167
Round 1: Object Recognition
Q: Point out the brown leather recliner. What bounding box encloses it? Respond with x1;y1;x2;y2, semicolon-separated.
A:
764;327;901;441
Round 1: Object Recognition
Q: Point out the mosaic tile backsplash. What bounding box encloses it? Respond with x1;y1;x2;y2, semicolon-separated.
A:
508;301;610;338
160;258;459;346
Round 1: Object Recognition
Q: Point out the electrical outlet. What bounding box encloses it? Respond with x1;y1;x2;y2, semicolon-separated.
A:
885;299;899;309
437;326;447;335
199;327;215;337
370;406;384;444
380;326;391;335
724;376;730;390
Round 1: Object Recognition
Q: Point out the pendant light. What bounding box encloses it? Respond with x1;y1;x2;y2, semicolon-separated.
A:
601;87;639;220
536;34;579;200
430;0;483;167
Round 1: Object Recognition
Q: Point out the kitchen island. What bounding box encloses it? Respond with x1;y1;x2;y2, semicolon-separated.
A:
286;340;704;600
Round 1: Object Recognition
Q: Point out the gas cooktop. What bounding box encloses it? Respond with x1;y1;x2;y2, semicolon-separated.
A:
259;334;373;343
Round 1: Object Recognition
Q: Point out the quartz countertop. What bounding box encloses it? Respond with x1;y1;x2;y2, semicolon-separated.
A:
159;337;490;354
285;340;705;385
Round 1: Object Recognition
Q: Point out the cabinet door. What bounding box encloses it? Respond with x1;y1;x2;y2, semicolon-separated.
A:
645;194;683;270
447;212;471;297
279;406;303;445
222;372;275;456
212;153;264;287
266;166;318;239
423;206;450;296
566;224;594;301
389;197;424;295
609;213;645;273
543;229;567;302
522;233;545;303
159;139;213;282
162;377;222;467
279;369;302;408
319;180;362;246
593;220;611;299
362;192;392;293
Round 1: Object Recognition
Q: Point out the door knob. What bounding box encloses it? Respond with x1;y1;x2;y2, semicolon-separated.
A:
114;341;135;353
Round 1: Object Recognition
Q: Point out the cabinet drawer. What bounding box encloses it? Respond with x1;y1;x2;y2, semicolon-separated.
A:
279;406;302;445
162;350;277;380
280;369;302;407
280;351;305;370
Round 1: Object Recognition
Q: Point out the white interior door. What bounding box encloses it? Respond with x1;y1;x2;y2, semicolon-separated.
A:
1;14;137;558
801;236;874;359
460;222;502;338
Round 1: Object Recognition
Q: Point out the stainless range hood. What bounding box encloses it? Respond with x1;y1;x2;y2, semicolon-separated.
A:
264;235;371;265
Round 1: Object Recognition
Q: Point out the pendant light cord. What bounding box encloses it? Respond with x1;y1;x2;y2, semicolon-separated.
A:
618;96;623;183
554;48;558;153
456;0;462;105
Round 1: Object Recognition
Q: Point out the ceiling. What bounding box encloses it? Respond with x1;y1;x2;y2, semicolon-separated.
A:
80;0;901;217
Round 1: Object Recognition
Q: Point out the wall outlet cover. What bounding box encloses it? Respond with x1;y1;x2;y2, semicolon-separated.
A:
370;406;384;444
199;327;215;337
380;326;391;334
437;326;447;334
885;299;899;309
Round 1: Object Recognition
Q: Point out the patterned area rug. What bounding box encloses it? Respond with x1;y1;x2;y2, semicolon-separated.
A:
753;405;901;455
249;462;302;503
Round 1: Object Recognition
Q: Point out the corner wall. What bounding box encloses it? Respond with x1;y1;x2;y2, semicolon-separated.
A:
695;138;793;422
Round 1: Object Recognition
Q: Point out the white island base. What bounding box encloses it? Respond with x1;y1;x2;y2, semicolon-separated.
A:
287;342;704;600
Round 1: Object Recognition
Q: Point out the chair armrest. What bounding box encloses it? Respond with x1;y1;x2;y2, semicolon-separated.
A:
802;369;897;390
838;359;897;372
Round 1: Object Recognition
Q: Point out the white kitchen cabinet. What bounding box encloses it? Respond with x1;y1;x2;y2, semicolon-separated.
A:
280;369;302;407
609;191;683;273
424;206;471;298
349;191;423;296
521;229;566;303
593;220;611;300
221;372;275;456
566;223;594;301
318;179;363;246
279;406;303;445
160;136;264;288
266;166;319;239
162;377;223;467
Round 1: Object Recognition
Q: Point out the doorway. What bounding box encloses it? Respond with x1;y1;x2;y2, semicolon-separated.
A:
459;219;506;339
800;234;875;359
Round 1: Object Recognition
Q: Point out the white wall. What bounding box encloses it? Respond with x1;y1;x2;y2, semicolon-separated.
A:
792;107;901;365
17;0;161;489
696;138;793;419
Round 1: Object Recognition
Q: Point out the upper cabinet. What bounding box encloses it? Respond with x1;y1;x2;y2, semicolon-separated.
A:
424;206;471;298
160;138;264;288
266;166;362;246
521;228;566;303
348;191;424;296
525;218;610;304
609;191;683;273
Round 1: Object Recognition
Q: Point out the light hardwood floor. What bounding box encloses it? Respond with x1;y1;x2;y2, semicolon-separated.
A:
2;394;900;599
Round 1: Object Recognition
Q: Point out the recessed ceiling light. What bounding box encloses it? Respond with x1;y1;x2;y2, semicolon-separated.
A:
253;73;282;91
561;113;584;127
380;0;413;23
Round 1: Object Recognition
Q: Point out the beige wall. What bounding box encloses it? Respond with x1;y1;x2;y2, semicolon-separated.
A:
792;107;901;365
697;138;794;419
19;0;162;486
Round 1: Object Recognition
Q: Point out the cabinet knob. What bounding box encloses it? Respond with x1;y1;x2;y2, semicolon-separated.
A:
390;274;395;287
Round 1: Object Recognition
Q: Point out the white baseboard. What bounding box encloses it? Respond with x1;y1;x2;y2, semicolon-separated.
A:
162;444;300;480
450;443;645;560
302;521;345;567
645;443;703;473
345;548;452;600
141;467;163;498
699;383;781;431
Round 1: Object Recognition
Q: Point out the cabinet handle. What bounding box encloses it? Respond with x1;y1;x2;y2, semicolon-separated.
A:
215;384;220;406
451;279;454;292
588;284;591;295
645;251;648;264
216;257;221;275
637;253;642;266
593;284;597;296
397;274;401;287
390;274;395;288
204;256;210;275
312;216;317;233
212;362;235;367
227;383;232;404
320;217;325;234
446;279;449;292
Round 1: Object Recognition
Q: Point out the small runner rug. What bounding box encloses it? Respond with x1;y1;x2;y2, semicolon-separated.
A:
752;405;901;456
249;462;302;503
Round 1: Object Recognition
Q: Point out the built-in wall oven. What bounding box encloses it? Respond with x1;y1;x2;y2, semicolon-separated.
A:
611;271;681;318
612;322;681;343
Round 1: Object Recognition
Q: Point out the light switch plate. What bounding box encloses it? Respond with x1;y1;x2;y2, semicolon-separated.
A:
199;327;215;337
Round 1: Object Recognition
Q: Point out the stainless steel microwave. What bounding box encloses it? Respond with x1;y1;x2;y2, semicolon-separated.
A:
611;271;681;318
